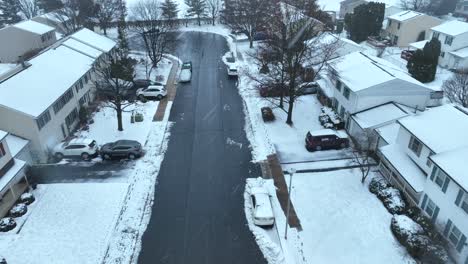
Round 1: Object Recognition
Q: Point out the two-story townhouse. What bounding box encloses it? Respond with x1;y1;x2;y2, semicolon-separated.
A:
377;104;468;212
0;130;29;218
383;11;441;47
0;29;116;163
339;0;366;18
31;11;72;35
0;20;57;63
326;52;439;127
430;21;468;70
455;0;468;17
425;147;468;263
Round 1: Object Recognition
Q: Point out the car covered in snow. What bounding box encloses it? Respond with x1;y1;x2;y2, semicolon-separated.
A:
250;186;275;227
180;61;192;82
227;64;238;77
305;129;349;151
100;140;143;160
53;138;99;160
136;85;167;100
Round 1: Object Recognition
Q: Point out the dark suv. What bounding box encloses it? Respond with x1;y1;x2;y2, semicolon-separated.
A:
100;140;143;160
305;129;349;151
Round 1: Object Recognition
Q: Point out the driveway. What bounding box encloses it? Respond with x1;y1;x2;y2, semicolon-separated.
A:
137;32;266;264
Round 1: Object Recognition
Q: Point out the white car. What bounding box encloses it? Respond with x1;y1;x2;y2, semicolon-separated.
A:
227;65;238;77
136;85;167;100
250;186;275;227
53;138;99;160
180;69;192;82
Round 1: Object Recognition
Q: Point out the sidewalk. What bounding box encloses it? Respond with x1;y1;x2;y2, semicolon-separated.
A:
154;56;180;121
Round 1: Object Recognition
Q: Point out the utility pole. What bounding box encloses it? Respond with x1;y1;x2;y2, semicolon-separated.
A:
284;168;296;240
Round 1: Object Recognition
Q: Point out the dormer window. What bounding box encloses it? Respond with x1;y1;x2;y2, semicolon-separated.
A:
408;136;422;157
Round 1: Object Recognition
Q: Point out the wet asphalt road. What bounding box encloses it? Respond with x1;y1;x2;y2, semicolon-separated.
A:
137;32;266;264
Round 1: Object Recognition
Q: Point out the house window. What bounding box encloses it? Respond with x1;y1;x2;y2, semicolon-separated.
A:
340;106;345;118
332;98;339;109
84;74;89;83
53;88;74;114
41;35;46;42
388;20;392;27
433;32;440;39
65;108;78;127
441;52;445;58
426;151;435;167
445;36;453;46
335;80;342;91
36;110;51;130
343;87;351;99
79;91;91;106
423;197;437;218
448;224;463;247
434;168;447;188
408;136;422;157
397;22;401;29
0;143;5;157
462;194;468;214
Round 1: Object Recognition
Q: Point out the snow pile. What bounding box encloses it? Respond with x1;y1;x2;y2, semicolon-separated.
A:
20;192;35;205
102;104;173;264
0;218;16;232
9;204;27;218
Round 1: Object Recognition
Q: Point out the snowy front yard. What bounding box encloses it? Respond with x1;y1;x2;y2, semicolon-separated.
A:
0;183;128;264
284;169;415;263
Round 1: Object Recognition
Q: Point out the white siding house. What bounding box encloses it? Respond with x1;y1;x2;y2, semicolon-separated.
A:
325;52;439;127
431;21;468;70
377;105;468;263
0;29;116;163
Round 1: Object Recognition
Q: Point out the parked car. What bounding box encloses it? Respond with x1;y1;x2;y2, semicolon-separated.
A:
53;138;99;160
305;129;349;151
227;65;238;77
180;61;192;82
258;83;288;97
250;187;275;227
136;85;167;100
261;107;275;121
133;79;165;89
253;31;269;41
298;82;319;95
100;140;143;160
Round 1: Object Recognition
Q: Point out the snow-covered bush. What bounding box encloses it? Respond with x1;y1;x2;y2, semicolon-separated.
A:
391;215;449;264
9;203;27;217
368;176;390;194
20;192;35;205
378;187;406;214
0;217;16;232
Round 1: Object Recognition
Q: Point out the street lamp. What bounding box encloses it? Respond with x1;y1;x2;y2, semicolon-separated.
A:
284;168;296;240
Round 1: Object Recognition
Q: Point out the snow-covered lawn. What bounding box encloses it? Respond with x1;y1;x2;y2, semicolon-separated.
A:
0;183;128;264
284;170;415;263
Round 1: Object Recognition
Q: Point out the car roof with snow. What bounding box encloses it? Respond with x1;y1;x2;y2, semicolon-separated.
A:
309;129;348;138
67;138;94;145
114;140;139;146
251;187;273;218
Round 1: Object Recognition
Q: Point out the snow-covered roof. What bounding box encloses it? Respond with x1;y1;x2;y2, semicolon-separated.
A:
431;20;468;36
409;40;429;50
5;134;29;158
0;63;16;76
310;129;348;138
328;52;423;92
39;12;70;23
0;159;26;195
380;144;426;192
0;130;7;141
13;20;54;35
313;32;364;59
398;104;468;153
352;103;408;129
388;10;423;22
0;46;95;117
62;38;103;59
376;123;400;145
71;28;116;53
431;147;468;191
450;47;468;58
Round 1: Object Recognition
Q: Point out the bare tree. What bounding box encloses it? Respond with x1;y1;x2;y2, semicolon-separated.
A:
18;0;40;19
131;0;175;69
53;6;80;35
95;0;121;35
351;131;378;184
206;0;221;25
93;54;137;131
443;69;468;108
400;0;430;11
222;0;272;48
251;2;339;124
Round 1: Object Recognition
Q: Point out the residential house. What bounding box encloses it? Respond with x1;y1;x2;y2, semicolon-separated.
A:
377;104;468;263
0;20;57;63
325;52;440;128
431;21;468;70
0;130;29;218
455;0;468;17
384;11;441;47
32;11;72;35
339;0;366;18
0;28;116;163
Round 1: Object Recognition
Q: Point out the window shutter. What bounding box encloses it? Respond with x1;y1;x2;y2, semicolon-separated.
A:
430;167;437;181
457;234;466;253
421;194;428;209
442;177;450;193
431;206;439;223
444;219;452;237
455;189;464;206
